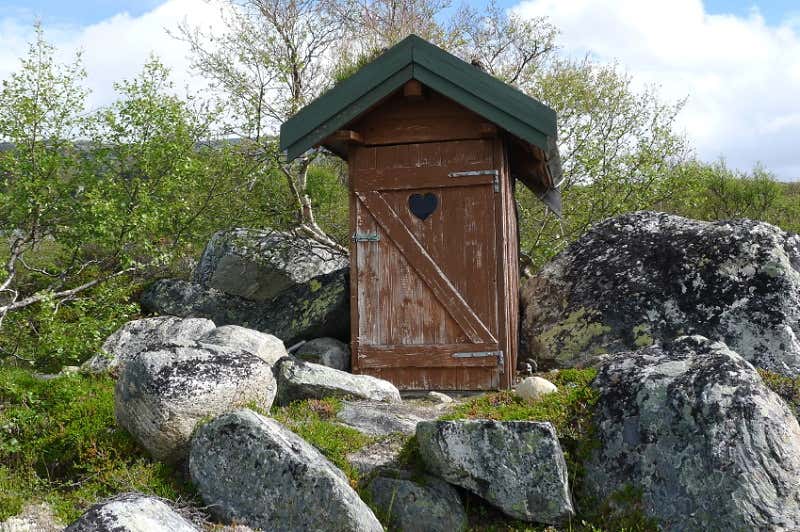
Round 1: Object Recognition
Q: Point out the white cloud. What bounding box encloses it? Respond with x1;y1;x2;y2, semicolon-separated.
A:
0;0;225;112
513;0;800;179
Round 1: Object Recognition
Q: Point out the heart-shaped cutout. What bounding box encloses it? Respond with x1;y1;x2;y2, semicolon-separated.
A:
408;193;438;221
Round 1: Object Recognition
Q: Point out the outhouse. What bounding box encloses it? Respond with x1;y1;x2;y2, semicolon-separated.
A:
280;35;560;390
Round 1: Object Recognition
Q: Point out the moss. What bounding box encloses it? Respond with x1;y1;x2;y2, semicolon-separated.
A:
270;398;373;482
308;278;322;293
632;324;654;348
536;309;611;362
0;367;195;523
759;368;800;417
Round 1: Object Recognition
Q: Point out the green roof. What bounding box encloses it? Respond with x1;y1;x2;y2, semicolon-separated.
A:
279;34;557;160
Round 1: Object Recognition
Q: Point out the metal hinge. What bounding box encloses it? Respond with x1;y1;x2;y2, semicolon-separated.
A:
448;169;500;192
352;232;380;242
452;349;505;372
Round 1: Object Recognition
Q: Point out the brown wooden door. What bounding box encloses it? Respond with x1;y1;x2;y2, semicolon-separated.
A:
349;139;506;390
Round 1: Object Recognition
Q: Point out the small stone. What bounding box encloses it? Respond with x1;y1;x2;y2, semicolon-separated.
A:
64;493;198;532
274;357;400;405
336;401;425;436
515;376;557;402
295;337;351;371
424;391;454;404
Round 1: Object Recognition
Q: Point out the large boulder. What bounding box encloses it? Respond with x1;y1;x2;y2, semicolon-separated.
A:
274;357;401;405
521;211;800;374
586;335;800;531
416;420;574;524
189;409;382;532
114;344;276;463
141;267;349;346
80;316;215;374
295;337;351;371
64;493;198;532
194;228;347;302
366;472;468;532
198;325;287;365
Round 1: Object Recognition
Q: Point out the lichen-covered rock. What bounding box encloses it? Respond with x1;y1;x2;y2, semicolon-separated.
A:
586;335;800;531
64;493;198;532
515;376;557;402
366;472;467;532
295;337;351;371
521;211;800;374
336;400;440;436
0;503;63;532
416;420;574;524
114;344;276;463
193;228;347;302
141;267;349;346
80;316;215;374
275;357;400;405
189;409;382;532
198;325;286;365
346;438;405;475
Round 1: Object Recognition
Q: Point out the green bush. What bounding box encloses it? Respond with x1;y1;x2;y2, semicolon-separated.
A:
0;367;193;522
0;280;139;373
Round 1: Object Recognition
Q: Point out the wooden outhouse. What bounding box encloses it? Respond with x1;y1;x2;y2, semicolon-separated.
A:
280;35;560;390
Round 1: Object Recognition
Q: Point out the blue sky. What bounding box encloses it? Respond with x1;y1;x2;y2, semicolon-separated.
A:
0;0;798;179
3;0;796;26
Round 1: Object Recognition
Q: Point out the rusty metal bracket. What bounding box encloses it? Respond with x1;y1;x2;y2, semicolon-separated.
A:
352;232;380;242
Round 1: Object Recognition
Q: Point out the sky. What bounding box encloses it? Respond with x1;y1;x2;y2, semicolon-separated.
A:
0;1;798;180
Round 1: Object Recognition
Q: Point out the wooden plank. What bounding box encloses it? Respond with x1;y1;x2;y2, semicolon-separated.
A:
357;190;497;344
362;367;498;390
358;343;500;368
403;80;423;98
326;129;364;144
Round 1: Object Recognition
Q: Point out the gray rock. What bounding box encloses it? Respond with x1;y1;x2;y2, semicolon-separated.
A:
114;344;276;464
188;409;382;532
346;438;405;475
336;400;441;436
423;391;454;404
367;472;467;532
586;335;800;531
295;337;350;371
141;267;349;346
194;228;348;301
416;420;574;524
521;211;800;375
64;493;198;532
0;503;63;532
81;316;215;373
198;325;287;365
275;357;400;405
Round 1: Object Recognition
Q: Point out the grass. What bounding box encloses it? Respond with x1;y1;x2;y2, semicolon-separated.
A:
269;398;375;482
0;366;194;523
